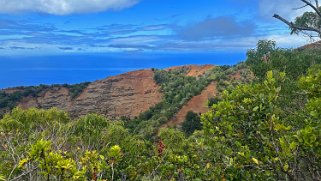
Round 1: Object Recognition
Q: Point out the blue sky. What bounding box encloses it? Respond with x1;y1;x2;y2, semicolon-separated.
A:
0;0;315;56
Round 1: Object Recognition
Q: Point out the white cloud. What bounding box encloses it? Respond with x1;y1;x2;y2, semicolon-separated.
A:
0;0;139;15
109;35;160;44
259;0;310;20
254;34;310;48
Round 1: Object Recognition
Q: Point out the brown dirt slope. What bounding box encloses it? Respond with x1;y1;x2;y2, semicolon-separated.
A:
18;87;71;110
298;40;321;50
17;69;162;119
70;69;162;118
164;82;217;128
166;65;214;77
3;88;25;94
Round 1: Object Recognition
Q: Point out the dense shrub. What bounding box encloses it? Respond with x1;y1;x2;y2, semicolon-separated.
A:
181;111;202;136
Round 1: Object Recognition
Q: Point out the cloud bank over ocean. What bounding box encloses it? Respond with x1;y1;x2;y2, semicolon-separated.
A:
0;0;139;15
0;0;313;55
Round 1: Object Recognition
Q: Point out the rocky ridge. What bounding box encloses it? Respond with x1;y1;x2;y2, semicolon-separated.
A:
2;65;218;123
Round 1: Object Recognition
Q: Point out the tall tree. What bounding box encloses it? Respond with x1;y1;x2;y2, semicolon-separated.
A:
273;0;321;38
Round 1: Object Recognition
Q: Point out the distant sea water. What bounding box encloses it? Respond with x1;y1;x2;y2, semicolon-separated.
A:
0;52;246;89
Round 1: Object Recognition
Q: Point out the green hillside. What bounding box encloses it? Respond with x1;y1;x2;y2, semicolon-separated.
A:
1;41;321;180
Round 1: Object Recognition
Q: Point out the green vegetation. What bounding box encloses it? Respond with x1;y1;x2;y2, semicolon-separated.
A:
181;111;202;136
200;68;321;180
0;86;43;109
64;82;90;99
126;64;252;139
246;40;321;80
246;40;321;116
1;40;321;180
126;68;210;138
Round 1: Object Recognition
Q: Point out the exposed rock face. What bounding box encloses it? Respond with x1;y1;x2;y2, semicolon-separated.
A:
163;82;217;128
70;69;162;118
15;69;162;119
40;87;71;109
18;87;72;110
18;96;39;109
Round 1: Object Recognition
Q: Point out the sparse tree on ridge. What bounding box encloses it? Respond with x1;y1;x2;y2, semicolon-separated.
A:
273;0;321;38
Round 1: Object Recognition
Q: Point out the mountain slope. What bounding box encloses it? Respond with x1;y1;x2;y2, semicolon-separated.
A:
166;64;214;77
69;69;162;118
1;64;252;128
164;82;217;128
1;65;218;119
5;69;162;119
298;40;321;50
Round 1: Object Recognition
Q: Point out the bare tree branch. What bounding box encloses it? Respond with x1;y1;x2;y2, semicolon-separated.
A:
293;4;309;10
273;14;321;36
301;0;321;18
274;0;321;38
9;167;38;181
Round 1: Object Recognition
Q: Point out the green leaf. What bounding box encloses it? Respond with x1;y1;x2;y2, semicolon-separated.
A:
252;157;259;165
252;106;259;112
18;158;29;168
283;163;289;172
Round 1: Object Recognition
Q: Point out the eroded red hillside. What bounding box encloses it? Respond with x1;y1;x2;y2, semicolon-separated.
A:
18;69;162;119
298;40;321;50
70;69;162;118
166;65;215;77
4;65;219;121
163;82;217;128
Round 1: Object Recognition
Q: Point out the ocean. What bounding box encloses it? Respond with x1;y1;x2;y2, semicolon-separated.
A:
0;52;246;89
